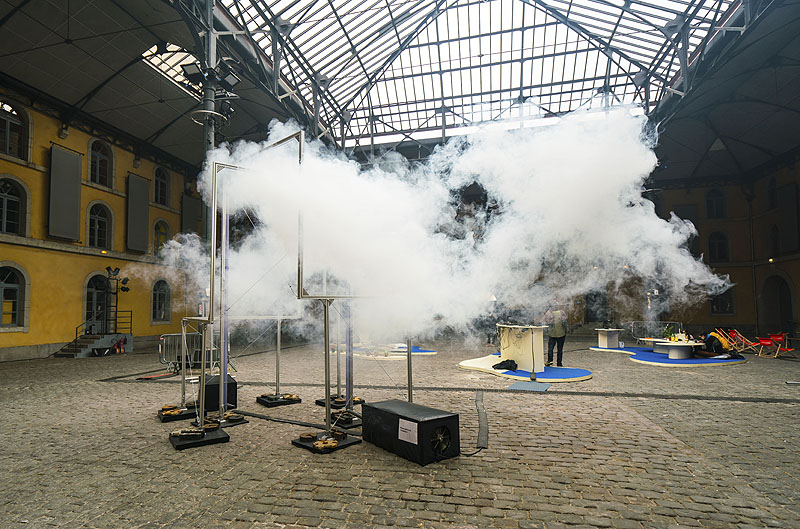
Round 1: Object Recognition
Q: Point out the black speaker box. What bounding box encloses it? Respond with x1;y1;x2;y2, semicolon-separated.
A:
204;374;237;411
362;399;459;465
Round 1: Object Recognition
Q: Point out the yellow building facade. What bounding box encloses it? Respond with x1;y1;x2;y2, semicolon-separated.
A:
1;94;202;361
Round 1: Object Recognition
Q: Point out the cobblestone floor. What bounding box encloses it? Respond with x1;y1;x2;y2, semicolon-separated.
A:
1;337;798;529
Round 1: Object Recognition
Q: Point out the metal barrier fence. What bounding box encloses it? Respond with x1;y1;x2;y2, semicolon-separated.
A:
159;332;219;372
625;321;684;341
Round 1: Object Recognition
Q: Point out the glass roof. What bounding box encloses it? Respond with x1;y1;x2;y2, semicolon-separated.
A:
218;0;740;147
142;43;202;100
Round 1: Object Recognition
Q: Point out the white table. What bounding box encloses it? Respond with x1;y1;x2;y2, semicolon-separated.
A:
641;338;704;359
661;340;704;359
497;324;548;377
595;328;624;349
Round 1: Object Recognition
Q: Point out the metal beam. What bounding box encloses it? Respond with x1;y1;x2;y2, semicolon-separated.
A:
374;46;620;84
353;72;633;114
0;0;32;31
73;55;147;113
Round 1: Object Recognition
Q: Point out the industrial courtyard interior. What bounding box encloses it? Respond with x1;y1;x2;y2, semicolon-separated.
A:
2;1;800;528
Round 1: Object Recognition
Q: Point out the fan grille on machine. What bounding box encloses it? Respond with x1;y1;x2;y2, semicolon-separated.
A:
431;426;451;456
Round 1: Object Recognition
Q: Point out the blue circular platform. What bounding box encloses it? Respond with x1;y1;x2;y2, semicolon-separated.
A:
458;354;592;382
589;346;650;355
629;350;747;367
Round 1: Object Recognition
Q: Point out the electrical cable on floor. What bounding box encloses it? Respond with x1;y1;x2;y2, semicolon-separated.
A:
475;390;489;449
458;390;489;456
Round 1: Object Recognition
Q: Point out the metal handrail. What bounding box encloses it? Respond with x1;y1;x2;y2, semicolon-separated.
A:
74;309;134;339
75;309;106;340
113;310;133;334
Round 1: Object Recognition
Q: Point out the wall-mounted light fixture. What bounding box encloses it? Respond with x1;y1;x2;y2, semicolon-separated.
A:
58;123;69;139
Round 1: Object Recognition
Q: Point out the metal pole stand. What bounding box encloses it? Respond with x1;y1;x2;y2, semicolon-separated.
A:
407;337;413;402
292;299;361;453
169;321;229;450
157;318;198;422
329;301;362;429
314;309;346;409
257;319;303;407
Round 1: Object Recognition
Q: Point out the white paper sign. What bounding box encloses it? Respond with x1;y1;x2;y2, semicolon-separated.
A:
398;419;417;444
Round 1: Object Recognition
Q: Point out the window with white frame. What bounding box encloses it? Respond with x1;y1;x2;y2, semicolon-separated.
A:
0;101;26;160
152;280;170;322
89;140;112;187
88;204;111;249
154;167;169;206
0;266;23;327
0;178;24;235
153;220;169;254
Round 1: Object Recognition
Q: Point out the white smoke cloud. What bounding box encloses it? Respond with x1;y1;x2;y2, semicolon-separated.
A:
156;108;729;342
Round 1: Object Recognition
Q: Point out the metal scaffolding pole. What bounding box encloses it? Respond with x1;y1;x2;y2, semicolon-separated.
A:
219;170;229;419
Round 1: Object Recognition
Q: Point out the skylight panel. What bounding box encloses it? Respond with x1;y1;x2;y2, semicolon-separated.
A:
141;43;202;100
216;0;740;145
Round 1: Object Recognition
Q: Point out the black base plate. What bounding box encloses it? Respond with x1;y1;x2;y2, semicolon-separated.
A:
256;395;302;408
330;410;362;430
291;432;362;454
157;407;197;423
169;428;229;450
315;395;365;409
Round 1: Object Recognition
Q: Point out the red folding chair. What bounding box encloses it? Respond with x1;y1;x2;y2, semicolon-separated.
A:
728;329;759;354
768;333;796;359
757;337;776;357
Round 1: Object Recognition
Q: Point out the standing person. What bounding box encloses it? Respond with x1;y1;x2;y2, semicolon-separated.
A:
544;304;568;367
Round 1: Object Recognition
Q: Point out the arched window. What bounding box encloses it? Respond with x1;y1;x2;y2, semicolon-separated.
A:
88;204;111;249
708;232;729;262
89;140;112;187
154;167;169;206
152;280;170;322
0;178;24;235
706;189;726;219
0;266;23;326
0;101;26;160
153;220;169;254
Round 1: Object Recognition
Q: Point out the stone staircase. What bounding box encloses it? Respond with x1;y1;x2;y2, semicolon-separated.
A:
54;333;131;358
